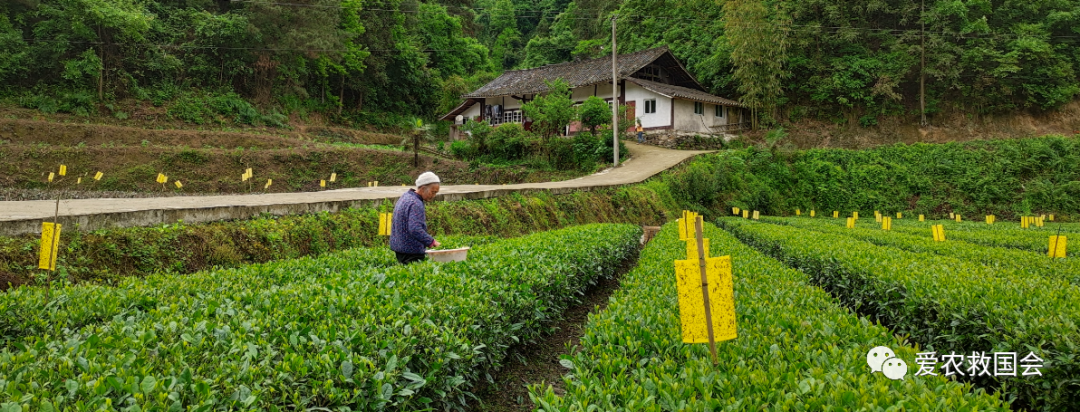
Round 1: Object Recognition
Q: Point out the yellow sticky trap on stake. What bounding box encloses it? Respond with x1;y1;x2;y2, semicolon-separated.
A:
796;209;801;216
742;210;749;219
94;171;103;181
320;180;326;188
47;172;55;182
810;210;815;217
686;238;710;260
853;212;859;219
677;219;687;240
330;173;337;183
174;181;183;189
732;207;739;215
955;214;962;222
1021;216;1030;229
986;215;994;224
265;179;272;189
752;211;760;220
1049;214;1055;221
932;225;946;242
156;173;167;184
374;181;379;187
949;212;955;219
1036;217;1044;227
674;256;737;344
38;222;61;271
368;182;372;187
833;211;839;218
59;165;67;176
1048;236;1067;258
246;168;253;177
897;212;902;219
846;217;855;229
378;212;393;236
919;214;925;222
76;177;82;185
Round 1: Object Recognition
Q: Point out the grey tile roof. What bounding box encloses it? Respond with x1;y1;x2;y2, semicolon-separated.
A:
626;78;744;107
463;47;674;98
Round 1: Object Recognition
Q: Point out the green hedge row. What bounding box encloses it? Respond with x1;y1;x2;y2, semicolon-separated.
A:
718;218;1079;411
0;224;640;411
761;216;1080;286
528;222;1009;411
0;187;668;289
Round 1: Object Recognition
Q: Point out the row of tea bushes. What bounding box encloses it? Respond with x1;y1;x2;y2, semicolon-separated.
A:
888;218;1077;254
529;222;1009;411
0;225;640;411
719;218;1079;411
762;216;1080;286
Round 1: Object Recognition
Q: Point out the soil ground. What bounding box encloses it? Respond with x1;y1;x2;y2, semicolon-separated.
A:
469;247;641;411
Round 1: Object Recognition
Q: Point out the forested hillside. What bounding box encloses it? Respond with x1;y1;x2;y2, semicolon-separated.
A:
1;0;1077;128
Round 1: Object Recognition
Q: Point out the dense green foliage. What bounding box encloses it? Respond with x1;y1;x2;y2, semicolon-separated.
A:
763;215;1080;286
0;187;668;287
529;222;1010;410
719;218;1080;411
667;135;1080;220
4;0;1076;126
0;224;640;411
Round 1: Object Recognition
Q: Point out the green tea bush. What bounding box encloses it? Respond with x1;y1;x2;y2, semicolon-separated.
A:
530;222;1009;411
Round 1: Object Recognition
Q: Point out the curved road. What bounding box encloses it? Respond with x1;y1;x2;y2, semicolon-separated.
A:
0;142;713;236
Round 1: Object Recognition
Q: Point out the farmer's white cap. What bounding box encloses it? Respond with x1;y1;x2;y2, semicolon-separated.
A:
415;171;440;187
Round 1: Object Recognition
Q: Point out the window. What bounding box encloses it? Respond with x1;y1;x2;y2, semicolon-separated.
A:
715;104;725;118
694;102;704;115
644;99;656;114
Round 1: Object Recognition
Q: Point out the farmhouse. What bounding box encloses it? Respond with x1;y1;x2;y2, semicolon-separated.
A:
439;46;746;141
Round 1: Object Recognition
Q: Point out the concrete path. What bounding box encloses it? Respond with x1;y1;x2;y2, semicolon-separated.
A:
0;142;713;236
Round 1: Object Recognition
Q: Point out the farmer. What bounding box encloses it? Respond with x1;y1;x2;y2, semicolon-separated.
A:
636;121;644;143
390;171;442;264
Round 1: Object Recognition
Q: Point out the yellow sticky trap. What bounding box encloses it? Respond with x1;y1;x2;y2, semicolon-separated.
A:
1049;214;1055;221
246;168;253;177
48;172;55;182
752;211;759;220
742;210;749;219
882;217;892;230
678;219;687;240
897;212;902;219
1021;216;1030;229
1049;236;1067;258
796;209;801;216
59;165;67;176
320;180;326;188
686;238;710;260
368;182;372;187
875;214;882;223
955;214;962;222
94;171;103;181
810;210;815;217
378;213;387;236
76;177;82;185
732;207;739;215
156;173;167;184
674;256;737;344
330;173;337;183
374;181;378;187
846;217;855;229
986;215;994;224
833;211;839;218
174;181;183;189
265;179;272;189
919;214;925;222
853;212;859;219
932;225;945;242
1036;217;1044;227
38;222;62;271
242;173;249;182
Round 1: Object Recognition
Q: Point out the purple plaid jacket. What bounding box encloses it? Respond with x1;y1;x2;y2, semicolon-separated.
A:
389;189;435;254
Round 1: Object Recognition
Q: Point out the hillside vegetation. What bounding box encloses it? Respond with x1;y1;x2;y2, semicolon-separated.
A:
1;0;1077;131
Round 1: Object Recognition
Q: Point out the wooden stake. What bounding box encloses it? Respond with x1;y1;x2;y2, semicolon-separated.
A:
694;216;718;364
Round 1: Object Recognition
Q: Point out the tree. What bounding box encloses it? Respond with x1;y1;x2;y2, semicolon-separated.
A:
521;78;575;139
578;95;611;134
723;0;790;129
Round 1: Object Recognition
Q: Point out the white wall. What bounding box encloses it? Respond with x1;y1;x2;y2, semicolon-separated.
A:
462;103;481;120
483;96;523;110
624;82;672;129
673;100;732;134
571;83;614;101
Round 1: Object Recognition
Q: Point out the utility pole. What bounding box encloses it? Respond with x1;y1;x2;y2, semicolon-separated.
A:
920;0;927;127
612;15;619;167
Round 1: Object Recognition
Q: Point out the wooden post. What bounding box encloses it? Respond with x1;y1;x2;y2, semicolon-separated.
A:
694;216;718;364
